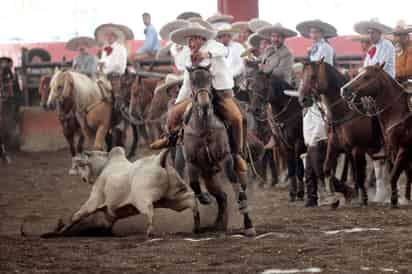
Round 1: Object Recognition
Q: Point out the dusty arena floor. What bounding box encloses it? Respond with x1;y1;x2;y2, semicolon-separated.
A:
1;149;412;274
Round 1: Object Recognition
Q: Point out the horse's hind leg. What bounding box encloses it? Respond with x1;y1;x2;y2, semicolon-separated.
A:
389;148;408;208
405;165;412;201
267;150;279;186
352;149;367;206
225;157;255;236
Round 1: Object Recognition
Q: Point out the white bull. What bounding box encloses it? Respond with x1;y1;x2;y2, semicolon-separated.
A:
48;147;200;237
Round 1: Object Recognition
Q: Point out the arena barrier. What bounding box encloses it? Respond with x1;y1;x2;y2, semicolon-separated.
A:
19;106;67;152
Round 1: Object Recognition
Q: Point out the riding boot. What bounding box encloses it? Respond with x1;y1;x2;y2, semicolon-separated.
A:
297;179;305;201
289;176;298;202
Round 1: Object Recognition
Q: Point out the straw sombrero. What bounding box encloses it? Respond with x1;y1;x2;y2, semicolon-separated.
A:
247;33;267;49
348;35;370;43
154;74;184;94
156;43;173;60
160;20;190;41
296;19;337;38
65;36;97;51
391;21;412;35
232;21;250;32
206;13;234;24
117;24;134;40
188;18;214;30
170;22;216;45
176;11;202;20
94;23;132;46
215;22;237;36
248;18;271;32
258;23;297;38
354;19;392;35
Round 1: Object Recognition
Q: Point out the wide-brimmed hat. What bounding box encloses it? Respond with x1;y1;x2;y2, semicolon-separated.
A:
94;23;133;45
248;18;271;32
170;22;216;45
247;33;268;49
391;21;412;35
206;13;234;25
354;19;392;35
65;36;97;51
215;22;237;37
176;11;202;20
188;18;214;30
160;19;190;40
232;21;250;32
258;23;297;38
296;19;337;38
156;42;173;60
154;74;184;94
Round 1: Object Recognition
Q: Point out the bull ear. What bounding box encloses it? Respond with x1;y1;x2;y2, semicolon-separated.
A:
379;62;385;69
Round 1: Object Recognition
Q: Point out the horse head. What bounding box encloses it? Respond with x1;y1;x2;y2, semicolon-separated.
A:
187;64;213;119
47;68;74;114
341;63;386;102
245;65;272;119
38;75;52;110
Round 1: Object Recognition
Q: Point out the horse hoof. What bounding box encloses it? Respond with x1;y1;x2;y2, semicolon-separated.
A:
244;227;257;237
196;193;212;205
391;203;400;209
330;200;340;210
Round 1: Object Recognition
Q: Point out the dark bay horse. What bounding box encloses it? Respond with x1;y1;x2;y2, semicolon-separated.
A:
298;60;385;205
183;65;255;236
0;66;14;164
246;62;305;201
341;64;412;208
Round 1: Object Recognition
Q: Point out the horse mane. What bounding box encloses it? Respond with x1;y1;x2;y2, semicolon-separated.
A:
317;62;347;91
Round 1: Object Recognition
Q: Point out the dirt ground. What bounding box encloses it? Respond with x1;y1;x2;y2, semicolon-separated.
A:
1;149;412;274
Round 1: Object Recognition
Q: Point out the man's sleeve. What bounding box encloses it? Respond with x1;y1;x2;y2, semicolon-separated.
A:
175;70;191;103
271;51;293;79
207;41;227;58
231;44;245;77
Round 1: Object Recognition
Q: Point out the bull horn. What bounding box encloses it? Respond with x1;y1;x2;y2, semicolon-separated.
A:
159;149;170;169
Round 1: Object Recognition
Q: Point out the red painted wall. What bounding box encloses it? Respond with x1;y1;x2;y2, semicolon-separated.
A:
218;0;259;21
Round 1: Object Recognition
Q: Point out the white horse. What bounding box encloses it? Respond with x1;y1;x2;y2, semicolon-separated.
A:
47;68;113;151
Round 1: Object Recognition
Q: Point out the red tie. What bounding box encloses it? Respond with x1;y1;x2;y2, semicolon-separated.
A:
368;46;377;59
104;46;113;56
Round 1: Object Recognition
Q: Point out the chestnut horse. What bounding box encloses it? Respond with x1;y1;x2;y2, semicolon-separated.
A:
298;60;386;205
0;66;14;164
183;65;255;236
341;64;412;208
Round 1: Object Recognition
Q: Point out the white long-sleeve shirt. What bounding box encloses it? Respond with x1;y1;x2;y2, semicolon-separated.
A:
303;105;328;147
176;39;234;104
224;41;245;78
363;38;396;78
309;38;335;66
100;41;127;75
170;43;191;73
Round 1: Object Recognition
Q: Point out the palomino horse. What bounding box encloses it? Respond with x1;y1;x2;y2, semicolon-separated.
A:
0;66;14;164
298;60;384;205
47;69;112;151
246;62;305;201
39;74;85;174
183;65;255;236
341;64;412;208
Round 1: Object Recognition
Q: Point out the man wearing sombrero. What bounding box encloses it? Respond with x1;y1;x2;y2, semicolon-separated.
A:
151;21;248;176
215;23;245;80
297;19;337;66
354;18;395;78
66;36;97;79
391;21;412;83
257;23;296;84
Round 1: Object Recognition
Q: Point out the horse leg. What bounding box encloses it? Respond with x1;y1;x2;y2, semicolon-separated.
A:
65;131;79;176
203;175;228;231
187;163;211;205
287;154;298;202
0;136;11;164
372;159;388;203
340;153;349;183
77;134;85;154
174;145;186;178
404;165;412;201
352;149;367;206
268;150;279;186
94;125;110;151
389;148;408;208
225;156;255;236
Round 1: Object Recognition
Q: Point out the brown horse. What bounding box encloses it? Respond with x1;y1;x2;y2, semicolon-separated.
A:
129;76;162;144
341;63;412;208
0;66;14;164
298;60;386;205
245;61;306;201
183;65;255;236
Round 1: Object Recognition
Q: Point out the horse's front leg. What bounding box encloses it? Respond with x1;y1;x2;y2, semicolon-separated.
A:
389;148;408;208
94;124;110;151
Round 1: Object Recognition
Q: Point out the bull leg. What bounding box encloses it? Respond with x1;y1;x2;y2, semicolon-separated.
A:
168;194;200;234
138;202;155;238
